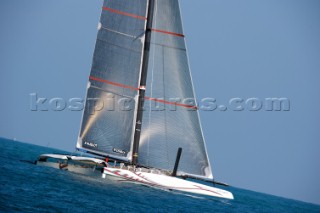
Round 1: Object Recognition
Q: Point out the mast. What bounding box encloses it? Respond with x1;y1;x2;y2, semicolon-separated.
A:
132;0;155;165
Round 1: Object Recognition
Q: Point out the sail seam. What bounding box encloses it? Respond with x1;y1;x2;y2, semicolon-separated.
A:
90;85;135;99
151;42;186;51
150;28;185;37
89;76;139;91
144;97;197;109
96;38;141;53
90;76;197;109
102;7;147;20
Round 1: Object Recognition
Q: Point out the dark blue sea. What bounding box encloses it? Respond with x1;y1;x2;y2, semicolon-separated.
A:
0;138;319;213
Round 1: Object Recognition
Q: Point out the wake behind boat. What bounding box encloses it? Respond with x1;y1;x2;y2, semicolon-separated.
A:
37;0;234;200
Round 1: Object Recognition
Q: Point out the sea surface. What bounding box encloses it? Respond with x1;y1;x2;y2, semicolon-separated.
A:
0;138;319;213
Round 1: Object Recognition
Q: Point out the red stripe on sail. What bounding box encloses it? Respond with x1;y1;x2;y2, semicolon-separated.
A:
89;76;139;91
102;7;147;20
145;97;197;109
150;29;185;37
90;76;197;109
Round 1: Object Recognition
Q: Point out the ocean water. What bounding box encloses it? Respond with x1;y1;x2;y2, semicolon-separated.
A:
0;138;319;213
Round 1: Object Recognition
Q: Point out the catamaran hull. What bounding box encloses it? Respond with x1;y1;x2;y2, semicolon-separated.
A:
102;168;234;200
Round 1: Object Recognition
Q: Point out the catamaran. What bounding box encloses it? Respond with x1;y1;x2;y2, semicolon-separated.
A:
37;0;234;200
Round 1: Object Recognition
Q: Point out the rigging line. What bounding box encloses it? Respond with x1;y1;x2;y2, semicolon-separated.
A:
177;0;213;177
102;6;147;20
132;0;156;165
162;46;169;168
146;0;159;166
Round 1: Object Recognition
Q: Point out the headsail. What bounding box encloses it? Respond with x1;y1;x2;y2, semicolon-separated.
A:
138;0;213;179
77;0;148;161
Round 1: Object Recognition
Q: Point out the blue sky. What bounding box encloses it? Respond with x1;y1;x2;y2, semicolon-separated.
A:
1;0;320;205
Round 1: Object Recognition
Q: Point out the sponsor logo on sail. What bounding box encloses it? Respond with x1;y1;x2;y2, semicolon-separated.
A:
113;148;126;155
84;141;98;148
